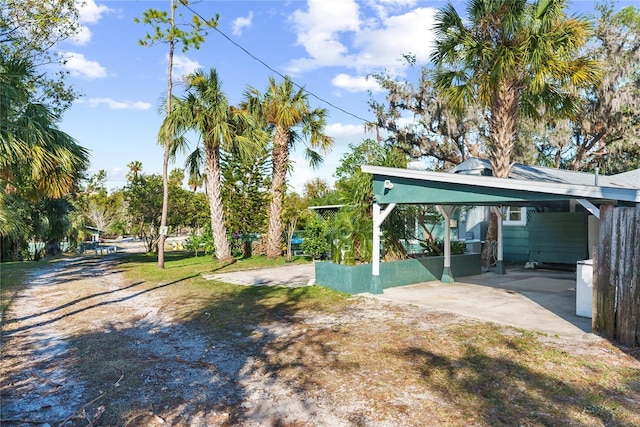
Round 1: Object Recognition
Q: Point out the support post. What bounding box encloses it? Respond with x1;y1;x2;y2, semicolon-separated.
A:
436;205;455;283
491;206;506;275
370;202;396;294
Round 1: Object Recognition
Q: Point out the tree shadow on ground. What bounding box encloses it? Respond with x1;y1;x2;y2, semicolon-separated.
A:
3;257;638;426
112;251;198;265
1;272;201;337
1;268;346;426
400;341;640;426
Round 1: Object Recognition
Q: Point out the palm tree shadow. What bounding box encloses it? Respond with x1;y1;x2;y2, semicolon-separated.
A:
401;342;639;426
48;286;340;426
2;274;200;337
2;257;342;427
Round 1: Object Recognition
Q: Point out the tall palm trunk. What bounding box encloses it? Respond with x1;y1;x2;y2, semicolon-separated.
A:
484;81;520;262
488;81;520;179
205;145;232;260
266;126;289;257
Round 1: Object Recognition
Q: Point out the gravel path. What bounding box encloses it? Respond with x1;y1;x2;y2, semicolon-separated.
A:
0;254;392;427
0;254;361;426
2;250;638;427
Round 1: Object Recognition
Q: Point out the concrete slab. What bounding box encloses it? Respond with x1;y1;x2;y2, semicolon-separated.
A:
203;263;315;288
370;268;595;340
203;262;595;340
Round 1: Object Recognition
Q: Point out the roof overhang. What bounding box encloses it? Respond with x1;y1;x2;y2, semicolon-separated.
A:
361;165;640;206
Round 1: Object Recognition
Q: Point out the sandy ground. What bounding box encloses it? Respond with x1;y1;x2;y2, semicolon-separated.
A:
1;245;639;426
1;253;346;426
2;248;407;426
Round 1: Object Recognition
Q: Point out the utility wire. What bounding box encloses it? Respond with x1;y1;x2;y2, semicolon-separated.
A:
184;3;377;126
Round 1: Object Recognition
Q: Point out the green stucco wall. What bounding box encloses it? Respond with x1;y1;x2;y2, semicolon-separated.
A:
503;226;529;263
314;253;482;294
528;212;588;264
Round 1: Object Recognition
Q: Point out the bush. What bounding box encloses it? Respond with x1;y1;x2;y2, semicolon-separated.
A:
185;224;215;257
301;216;330;260
420;239;466;257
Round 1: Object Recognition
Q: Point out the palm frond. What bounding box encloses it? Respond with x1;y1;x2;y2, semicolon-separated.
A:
184;146;205;184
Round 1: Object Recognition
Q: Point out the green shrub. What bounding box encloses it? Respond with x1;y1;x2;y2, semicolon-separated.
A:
420;239;466;257
301;216;330;260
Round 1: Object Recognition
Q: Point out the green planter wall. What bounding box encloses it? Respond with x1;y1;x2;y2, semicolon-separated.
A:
315;253;482;294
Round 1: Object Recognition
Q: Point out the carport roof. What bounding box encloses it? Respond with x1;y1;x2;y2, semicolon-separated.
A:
361;165;640;206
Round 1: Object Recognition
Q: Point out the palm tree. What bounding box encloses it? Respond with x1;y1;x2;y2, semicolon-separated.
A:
431;0;600;252
162;68;264;261
1;57;89;200
1;54;90;259
431;0;600;178
245;76;333;258
126;161;143;182
136;0;219;269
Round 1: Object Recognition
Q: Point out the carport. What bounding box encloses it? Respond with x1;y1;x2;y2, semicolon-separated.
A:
373;266;592;338
361;165;640;295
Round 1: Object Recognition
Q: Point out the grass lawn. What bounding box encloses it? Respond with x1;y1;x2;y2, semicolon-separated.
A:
2;252;639;426
115;252;640;426
1;258;51;320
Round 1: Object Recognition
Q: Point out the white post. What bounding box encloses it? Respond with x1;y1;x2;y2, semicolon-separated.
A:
491;206;506;274
370;202;396;294
436;205;455;283
372;203;381;278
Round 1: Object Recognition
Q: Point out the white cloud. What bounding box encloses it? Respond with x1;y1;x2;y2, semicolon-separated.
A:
288;120;379;191
332;73;382;93
290;0;360;34
232;11;254;36
287;0;361;73
63;52;107;79
78;0;112;24
326;122;368;137
70;0;112;45
72;25;92;45
352;7;438;70
172;55;202;79
286;1;438;75
82;98;152;110
368;0;418;20
288;155;319;193
91;167;127;185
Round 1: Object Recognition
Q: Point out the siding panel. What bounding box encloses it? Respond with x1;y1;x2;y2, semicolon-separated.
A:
503;226;529;262
528;212;588;264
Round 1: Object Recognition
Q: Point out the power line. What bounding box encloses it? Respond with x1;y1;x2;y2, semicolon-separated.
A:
185;4;376;126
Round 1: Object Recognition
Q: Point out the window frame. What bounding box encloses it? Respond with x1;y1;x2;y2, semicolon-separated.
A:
503;206;527;226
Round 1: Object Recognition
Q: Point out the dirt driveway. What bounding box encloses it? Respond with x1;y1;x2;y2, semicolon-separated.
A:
2;253;639;426
2;255;340;426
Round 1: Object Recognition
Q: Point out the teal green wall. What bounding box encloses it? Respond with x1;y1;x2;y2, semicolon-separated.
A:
528;212;588;264
429;223;461;241
503;226;529;263
314;262;372;294
314;253;482;294
373;176;573;205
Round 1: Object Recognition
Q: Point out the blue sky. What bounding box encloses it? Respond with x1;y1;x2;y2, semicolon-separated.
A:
56;0;635;194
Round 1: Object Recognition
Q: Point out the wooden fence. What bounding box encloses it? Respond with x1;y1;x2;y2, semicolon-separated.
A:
593;204;640;347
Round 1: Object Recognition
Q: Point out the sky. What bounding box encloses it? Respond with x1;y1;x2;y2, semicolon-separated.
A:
55;0;636;194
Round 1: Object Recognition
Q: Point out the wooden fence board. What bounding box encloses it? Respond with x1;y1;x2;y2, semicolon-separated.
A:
594;205;615;340
594;204;640;347
615;205;639;347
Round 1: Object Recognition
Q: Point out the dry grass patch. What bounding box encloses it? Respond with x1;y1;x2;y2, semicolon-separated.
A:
258;299;640;426
3;253;639;426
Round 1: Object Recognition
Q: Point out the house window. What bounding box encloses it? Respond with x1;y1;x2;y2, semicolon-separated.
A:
503;207;527;226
